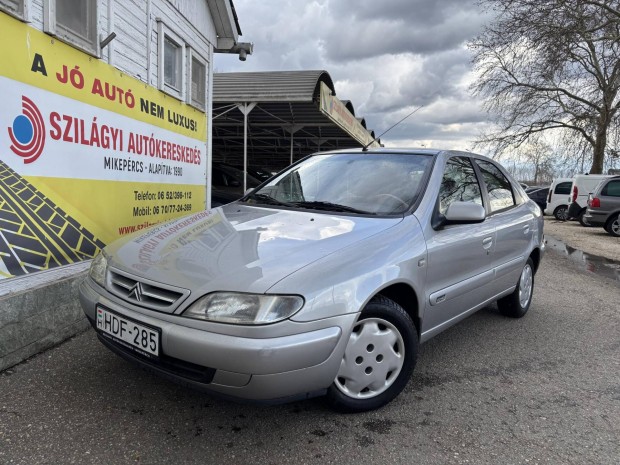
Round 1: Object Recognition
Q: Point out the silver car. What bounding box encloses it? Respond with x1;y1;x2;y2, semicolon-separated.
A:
584;176;620;237
79;149;545;412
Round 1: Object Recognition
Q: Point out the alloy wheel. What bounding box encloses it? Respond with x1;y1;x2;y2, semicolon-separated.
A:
556;207;568;221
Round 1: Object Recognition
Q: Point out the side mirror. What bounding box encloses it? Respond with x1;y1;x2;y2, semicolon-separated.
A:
444;202;486;223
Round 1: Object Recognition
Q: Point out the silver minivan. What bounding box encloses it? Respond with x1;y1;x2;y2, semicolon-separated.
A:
79;149;545;412
584;176;620;236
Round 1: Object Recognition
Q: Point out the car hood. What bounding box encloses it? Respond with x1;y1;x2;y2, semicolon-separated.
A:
105;204;403;296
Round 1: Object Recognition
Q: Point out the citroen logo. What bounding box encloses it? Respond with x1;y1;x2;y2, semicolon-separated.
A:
128;282;144;301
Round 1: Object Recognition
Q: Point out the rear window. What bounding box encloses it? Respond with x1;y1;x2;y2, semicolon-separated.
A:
554;182;572;195
602;180;620;197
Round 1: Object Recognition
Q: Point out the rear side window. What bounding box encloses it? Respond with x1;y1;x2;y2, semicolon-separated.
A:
554;182;572;195
438;157;483;215
602;180;620;197
475;160;516;213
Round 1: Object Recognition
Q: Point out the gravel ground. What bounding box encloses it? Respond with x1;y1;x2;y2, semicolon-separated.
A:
543;216;620;262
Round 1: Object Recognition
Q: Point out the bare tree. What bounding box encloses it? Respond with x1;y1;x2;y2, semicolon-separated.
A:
500;138;557;183
470;0;620;174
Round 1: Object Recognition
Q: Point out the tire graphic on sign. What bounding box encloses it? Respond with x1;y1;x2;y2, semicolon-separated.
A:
0;161;106;279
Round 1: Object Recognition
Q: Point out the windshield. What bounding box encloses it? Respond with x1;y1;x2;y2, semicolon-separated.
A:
243;153;432;215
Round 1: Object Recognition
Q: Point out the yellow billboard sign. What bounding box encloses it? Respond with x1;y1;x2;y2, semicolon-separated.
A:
0;14;207;280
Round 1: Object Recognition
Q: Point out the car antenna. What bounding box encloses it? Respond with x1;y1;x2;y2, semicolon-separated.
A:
362;104;425;152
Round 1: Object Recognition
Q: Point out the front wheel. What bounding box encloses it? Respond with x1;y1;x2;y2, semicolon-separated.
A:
326;295;418;413
497;258;535;318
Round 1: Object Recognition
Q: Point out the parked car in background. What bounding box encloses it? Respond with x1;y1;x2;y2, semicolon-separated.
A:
211;190;239;207
527;187;549;212
212;163;262;197
230;164;275;181
545;177;573;220
80;149;544;412
567;174;612;226
584;176;620;237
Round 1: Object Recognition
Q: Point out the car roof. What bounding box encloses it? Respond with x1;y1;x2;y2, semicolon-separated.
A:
313;147;493;158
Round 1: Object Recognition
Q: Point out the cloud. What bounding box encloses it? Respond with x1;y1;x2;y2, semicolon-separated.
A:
216;0;494;148
322;5;490;61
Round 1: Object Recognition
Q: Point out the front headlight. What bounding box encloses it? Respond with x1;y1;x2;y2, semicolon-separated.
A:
183;292;304;325
89;252;107;288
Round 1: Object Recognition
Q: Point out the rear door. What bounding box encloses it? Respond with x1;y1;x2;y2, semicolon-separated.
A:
473;159;534;293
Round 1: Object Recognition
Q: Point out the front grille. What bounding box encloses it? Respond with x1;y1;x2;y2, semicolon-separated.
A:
108;268;189;312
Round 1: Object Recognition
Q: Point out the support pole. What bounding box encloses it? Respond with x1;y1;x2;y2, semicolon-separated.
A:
206;43;214;210
283;124;303;167
236;102;256;192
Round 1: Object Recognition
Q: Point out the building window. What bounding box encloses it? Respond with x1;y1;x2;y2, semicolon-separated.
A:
158;22;185;100
164;37;181;89
189;50;206;110
44;0;98;56
0;0;25;19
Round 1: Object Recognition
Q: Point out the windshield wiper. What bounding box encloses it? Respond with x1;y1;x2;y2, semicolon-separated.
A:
292;201;375;215
244;193;297;208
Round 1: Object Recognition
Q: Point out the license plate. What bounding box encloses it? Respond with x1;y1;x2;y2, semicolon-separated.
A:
96;306;160;358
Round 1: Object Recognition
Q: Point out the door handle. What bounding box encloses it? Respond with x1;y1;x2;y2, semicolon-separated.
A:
522;225;530;235
482;236;493;249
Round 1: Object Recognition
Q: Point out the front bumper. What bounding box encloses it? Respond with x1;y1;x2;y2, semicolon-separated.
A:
79;278;356;402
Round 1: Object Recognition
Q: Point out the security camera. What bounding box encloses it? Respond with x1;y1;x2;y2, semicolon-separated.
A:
214;42;253;60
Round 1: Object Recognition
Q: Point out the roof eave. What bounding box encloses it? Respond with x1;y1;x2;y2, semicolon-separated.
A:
207;0;241;49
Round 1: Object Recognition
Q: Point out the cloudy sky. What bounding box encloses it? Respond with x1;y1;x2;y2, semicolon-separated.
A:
215;0;496;151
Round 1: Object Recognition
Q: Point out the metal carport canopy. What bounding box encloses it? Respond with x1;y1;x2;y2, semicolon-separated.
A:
211;70;380;179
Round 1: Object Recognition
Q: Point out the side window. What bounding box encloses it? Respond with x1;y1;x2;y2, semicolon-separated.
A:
438;157;483;215
475;160;516;213
554;182;572;195
0;0;25;19
602;180;620;197
44;0;98;56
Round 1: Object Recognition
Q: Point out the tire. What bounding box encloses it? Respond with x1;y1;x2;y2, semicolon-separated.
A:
553;205;568;221
326;295;418;413
578;210;591;227
497;258;534;318
605;213;620;237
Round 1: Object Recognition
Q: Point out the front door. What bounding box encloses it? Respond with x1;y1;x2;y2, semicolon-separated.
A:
423;156;496;334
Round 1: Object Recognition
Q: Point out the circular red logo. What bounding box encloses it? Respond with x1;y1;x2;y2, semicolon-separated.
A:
8;96;46;164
